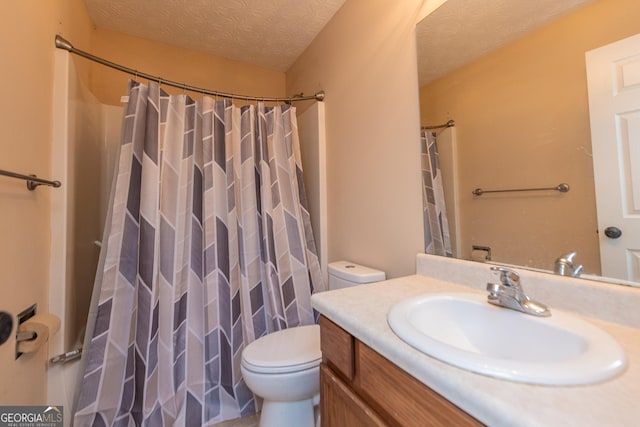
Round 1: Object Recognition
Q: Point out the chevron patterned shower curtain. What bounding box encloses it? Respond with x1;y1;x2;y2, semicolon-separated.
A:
421;131;452;257
74;81;324;426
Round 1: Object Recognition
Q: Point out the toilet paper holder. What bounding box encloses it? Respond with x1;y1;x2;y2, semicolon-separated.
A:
472;245;492;261
1;305;62;359
0;305;39;356
15;303;37;359
16;330;37;343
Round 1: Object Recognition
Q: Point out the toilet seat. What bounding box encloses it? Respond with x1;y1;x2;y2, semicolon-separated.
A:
241;324;321;374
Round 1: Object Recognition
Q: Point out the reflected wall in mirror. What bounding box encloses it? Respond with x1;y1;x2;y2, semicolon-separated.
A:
417;0;640;285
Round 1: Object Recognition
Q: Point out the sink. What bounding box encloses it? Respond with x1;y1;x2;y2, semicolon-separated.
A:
387;292;626;385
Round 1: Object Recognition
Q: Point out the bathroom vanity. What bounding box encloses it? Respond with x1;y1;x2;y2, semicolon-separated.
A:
319;315;481;426
311;254;640;426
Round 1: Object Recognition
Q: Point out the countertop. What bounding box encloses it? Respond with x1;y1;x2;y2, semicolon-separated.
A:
311;272;640;426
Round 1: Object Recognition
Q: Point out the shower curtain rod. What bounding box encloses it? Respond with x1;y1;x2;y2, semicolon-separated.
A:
54;35;325;103
421;119;455;130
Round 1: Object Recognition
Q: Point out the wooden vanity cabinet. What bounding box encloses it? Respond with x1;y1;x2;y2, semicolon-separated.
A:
319;316;483;427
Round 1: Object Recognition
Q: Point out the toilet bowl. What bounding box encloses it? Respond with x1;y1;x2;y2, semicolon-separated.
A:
241;325;321;427
241;261;385;427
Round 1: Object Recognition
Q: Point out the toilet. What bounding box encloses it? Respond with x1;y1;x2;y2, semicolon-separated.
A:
241;261;385;427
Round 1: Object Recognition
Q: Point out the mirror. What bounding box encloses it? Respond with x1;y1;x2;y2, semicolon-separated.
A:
416;0;640;286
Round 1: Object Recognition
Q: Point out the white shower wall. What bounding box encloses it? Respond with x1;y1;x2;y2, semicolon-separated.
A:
298;102;327;284
49;50;122;424
436;127;461;258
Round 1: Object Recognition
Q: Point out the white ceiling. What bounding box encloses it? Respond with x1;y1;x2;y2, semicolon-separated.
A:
84;0;346;71
417;0;596;86
85;0;597;82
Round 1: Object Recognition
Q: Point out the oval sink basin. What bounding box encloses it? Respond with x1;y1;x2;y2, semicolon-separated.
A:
387;293;626;385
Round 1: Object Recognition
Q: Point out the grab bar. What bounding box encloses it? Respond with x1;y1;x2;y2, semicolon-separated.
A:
0;168;62;190
49;348;82;365
472;183;569;196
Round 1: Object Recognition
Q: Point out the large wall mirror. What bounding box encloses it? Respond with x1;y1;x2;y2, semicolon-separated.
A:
417;0;640;286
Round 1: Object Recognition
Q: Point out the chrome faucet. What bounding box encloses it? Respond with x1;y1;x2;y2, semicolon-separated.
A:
554;252;583;277
486;266;551;317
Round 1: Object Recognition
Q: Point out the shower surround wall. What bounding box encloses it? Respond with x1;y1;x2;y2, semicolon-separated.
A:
49;51;122;424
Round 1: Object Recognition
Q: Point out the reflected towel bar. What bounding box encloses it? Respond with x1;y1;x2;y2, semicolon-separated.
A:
421;119;455;130
0;168;62;190
472;183;569;196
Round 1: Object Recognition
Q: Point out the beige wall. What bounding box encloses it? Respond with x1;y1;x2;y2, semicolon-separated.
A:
419;0;640;274
89;28;287;105
287;0;425;279
0;0;93;404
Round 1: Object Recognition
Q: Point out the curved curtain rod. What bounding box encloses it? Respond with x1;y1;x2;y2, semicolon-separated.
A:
421;119;455;130
54;35;325;103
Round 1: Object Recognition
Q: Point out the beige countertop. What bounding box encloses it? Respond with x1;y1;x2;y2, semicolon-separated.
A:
311;261;640;427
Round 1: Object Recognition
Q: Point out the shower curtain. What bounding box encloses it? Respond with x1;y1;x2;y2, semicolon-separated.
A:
74;81;324;426
421;131;452;257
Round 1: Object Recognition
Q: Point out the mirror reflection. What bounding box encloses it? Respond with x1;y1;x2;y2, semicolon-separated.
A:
417;0;640;285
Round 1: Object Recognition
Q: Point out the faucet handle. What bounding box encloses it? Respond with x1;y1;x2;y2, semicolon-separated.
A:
555;251;577;267
486;282;502;296
490;266;520;288
572;264;584;277
554;252;583;277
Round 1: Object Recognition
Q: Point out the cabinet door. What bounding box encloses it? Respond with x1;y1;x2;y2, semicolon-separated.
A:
320;316;355;381
355;342;482;427
320;364;388;427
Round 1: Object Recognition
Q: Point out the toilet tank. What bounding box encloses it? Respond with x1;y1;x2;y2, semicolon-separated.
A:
327;261;386;290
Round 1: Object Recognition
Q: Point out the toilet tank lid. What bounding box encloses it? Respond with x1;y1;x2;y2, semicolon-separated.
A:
328;261;386;283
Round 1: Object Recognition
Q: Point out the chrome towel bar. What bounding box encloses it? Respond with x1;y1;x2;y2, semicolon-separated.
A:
0;168;62;190
472;183;569;196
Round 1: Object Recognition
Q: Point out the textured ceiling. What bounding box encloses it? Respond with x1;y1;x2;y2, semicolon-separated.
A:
84;0;346;71
417;0;596;86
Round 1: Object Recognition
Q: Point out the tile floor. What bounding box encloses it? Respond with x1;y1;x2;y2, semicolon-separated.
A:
213;414;260;427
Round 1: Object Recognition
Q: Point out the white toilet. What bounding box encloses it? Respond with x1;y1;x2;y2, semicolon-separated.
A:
240;261;385;427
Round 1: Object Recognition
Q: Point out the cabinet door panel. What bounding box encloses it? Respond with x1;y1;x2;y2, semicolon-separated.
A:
355;342;482;427
320;316;355;381
320;364;388;427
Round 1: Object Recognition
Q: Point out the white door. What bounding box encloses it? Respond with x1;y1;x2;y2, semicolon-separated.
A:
586;33;640;282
